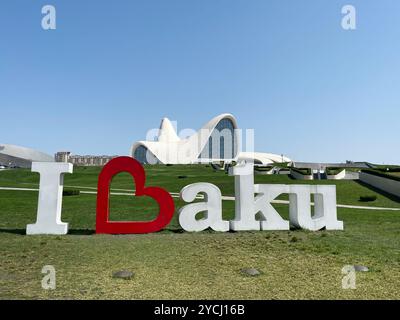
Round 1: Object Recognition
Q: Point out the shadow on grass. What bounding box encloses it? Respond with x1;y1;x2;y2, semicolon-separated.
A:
0;228;26;235
0;228;95;235
68;229;95;235
0;228;188;235
355;180;400;203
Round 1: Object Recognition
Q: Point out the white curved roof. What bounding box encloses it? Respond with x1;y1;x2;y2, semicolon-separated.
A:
238;152;291;165
0;144;54;162
131;114;291;165
131;113;239;164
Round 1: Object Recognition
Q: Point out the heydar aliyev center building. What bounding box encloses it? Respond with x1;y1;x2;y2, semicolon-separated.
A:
131;113;291;165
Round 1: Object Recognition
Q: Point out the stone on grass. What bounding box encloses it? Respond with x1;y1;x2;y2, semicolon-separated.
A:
354;265;369;272
112;270;134;279
241;268;261;276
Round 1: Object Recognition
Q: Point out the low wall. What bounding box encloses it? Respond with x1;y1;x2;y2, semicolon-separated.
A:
327;169;346;180
255;168;274;175
359;172;400;198
290;169;313;180
344;171;359;180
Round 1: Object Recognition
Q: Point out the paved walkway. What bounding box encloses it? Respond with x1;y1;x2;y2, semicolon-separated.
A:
1;186;399;211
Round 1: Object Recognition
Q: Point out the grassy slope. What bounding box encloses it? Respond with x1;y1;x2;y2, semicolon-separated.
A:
1;165;400;208
0;165;399;299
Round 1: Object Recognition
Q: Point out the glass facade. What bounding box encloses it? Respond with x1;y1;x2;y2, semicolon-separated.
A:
133;145;160;164
199;118;237;161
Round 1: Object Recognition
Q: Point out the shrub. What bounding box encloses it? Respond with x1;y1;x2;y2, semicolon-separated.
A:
378;167;400;173
291;167;312;175
359;195;377;202
254;166;273;172
373;165;400;172
63;189;80;196
361;169;400;182
326;167;345;175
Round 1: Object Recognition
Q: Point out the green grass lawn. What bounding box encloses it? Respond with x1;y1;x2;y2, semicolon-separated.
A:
0;165;399;299
1;165;400;208
389;172;400;177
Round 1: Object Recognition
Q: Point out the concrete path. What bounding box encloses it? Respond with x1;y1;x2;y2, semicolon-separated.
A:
1;186;400;211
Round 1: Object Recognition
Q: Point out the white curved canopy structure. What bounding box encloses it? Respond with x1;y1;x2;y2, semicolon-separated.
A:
0;144;54;168
131;114;291;165
238;152;291;165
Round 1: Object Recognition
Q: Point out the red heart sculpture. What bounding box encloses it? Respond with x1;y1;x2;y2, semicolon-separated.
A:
96;156;175;234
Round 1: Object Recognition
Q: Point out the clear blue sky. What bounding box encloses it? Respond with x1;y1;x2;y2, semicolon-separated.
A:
1;0;399;164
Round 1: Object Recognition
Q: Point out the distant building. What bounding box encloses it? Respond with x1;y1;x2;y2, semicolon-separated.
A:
55;151;71;163
0;144;54;168
55;152;118;166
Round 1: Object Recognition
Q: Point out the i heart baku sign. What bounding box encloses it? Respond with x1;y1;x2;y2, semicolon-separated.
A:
26;157;343;235
96;156;174;234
